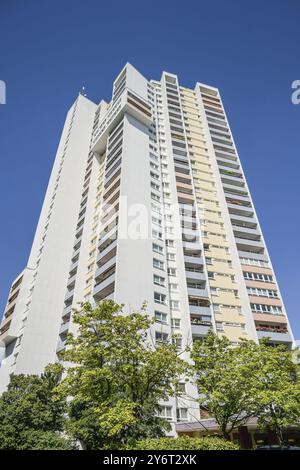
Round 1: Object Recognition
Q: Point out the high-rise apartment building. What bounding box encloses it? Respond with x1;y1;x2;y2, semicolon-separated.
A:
0;64;295;427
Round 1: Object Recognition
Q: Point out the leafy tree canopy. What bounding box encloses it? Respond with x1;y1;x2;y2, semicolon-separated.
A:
58;300;188;449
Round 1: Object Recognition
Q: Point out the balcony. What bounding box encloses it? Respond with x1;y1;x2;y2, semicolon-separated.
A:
182;241;202;252
230;213;257;225
257;330;292;344
228;204;254;218
92;89;152;153
233;225;260;239
0;319;17;345
64;288;74;304
189;305;211;316
59;321;70;335
97;239;117;265
235;237;265;254
94;256;116;280
187;287;208;298
185;270;206;282
224;189;250;204
184;255;203;265
93;273;115;300
191;323;212;337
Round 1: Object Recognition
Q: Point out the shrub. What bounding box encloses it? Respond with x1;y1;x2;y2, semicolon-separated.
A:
124;436;239;450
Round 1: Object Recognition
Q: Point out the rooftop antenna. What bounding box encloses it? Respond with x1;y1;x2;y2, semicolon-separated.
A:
80;85;87;97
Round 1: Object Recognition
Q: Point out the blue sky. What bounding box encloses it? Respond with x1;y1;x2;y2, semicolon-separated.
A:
0;0;299;337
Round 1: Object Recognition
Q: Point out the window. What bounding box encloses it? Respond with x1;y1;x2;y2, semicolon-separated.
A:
251;303;282;314
169;283;178;291
176;408;188;422
151;192;160;202
213;303;220;312
155;331;168;343
244;271;273;283
158;406;172;421
166;239;174;247
172;335;183;350
153;243;163;254
167;253;176;261
153;258;164;270
177;383;186;394
154;292;166;305
154;274;165;287
152;229;163;240
155;311;168;324
171;318;181;328
151;182;160;191
216;321;223;331
168;267;177;276
170;300;180;310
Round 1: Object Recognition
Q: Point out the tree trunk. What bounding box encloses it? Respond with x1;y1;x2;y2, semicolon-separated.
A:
274;424;284;448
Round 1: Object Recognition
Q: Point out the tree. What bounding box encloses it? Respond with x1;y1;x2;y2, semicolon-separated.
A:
58;300;188;449
253;341;300;446
190;331;261;440
0;364;73;450
191;332;300;445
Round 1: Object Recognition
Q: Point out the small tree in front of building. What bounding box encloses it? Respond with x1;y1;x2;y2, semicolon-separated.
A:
190;331;262;440
57;300;188;449
0;364;73;450
253;341;300;446
191;331;300;445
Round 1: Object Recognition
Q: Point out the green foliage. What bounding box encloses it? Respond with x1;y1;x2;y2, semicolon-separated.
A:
190;331;260;439
253;341;300;445
191;331;300;444
58;300;188;449
124;436;239;450
13;430;74;450
0;363;72;450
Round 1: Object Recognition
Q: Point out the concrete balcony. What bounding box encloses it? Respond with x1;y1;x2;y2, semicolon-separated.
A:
67;273;77;289
224;189;250;204
257;330;292;344
175;161;190;172
182;241;202;252
97;240;118;265
230;213;257;225
64;289;74;303
214;148;237;161
218;163;243;177
98;225;118;247
93;273;115;300
94;256;116;280
185;271;206;282
62;304;72;318
92;89;152;153
59;321;70;335
221;176;245;188
184;255;203;265
227;202;253;214
235;237;265;254
69;259;79;275
181;227;198;241
216;157;240;169
187;287;208;298
56;339;66;353
238;250;269;262
189;305;211;316
233;225;261;239
191;323;212;337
